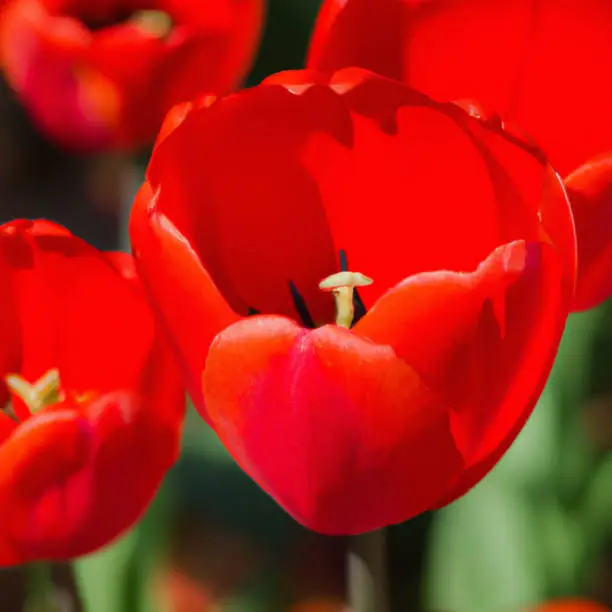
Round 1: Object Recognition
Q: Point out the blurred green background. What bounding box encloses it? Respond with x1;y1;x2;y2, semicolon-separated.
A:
1;1;612;611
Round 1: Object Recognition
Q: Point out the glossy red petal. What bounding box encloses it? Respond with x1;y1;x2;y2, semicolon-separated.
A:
434;248;566;506
0;244;21;407
130;180;238;417
358;239;565;486
0;407;94;560
204;315;462;534
154;94;217;150
301;97;528;308
308;0;612;178
145;83;346;323
307;0;406;80
564;153;612;311
56;390;181;557
146;69;568;319
0;220;154;395
0;389;181;561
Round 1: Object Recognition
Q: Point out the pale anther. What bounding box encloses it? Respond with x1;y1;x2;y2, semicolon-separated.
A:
319;271;373;329
5;369;63;414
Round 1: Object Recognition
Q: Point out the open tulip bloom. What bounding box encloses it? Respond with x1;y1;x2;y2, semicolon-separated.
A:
307;0;612;313
0;220;184;564
130;68;577;534
0;0;264;150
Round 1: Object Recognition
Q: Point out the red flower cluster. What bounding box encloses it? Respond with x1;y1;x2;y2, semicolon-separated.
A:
0;220;184;563
130;68;576;533
307;0;612;311
3;0;612;553
0;0;264;150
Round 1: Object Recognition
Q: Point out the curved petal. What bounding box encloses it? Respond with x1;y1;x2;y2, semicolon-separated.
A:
564;152;612;311
0;220;155;395
203;315;462;534
0;407;94;561
434;243;566;506
0;389;181;562
103;250;138;283
55;389;181;557
302;99;514;307
145;83;346;323
307;0;406;79
147;69;564;320
356;240;566;482
308;0;612;178
0;240;22;407
154;94;217;150
129;180;238;417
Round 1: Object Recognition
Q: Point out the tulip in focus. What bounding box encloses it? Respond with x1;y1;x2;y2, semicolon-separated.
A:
0;0;264;150
130;68;577;534
307;0;612;311
0;219;184;564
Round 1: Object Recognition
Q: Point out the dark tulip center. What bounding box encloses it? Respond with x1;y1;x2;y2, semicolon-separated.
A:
58;3;175;39
248;250;371;329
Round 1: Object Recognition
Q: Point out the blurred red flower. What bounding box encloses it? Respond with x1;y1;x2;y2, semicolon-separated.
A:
0;219;185;564
528;600;610;612
307;0;612;312
130;68;576;534
0;0;264;150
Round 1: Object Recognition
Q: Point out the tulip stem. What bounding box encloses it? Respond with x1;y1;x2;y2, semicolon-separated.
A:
25;562;56;611
347;529;389;612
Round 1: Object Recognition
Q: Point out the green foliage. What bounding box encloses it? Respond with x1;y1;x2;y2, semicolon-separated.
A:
424;307;612;612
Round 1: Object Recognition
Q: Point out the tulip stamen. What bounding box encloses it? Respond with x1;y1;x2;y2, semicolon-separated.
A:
129;11;174;40
319;271;373;329
5;369;64;415
289;280;316;328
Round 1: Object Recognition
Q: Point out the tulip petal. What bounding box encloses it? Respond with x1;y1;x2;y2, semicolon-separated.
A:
307;0;406;79
130;180;239;415
301;104;501;307
145;83;348;323
564;153;612;311
308;0;612;178
0;408;94;558
204;315;462;534
0;243;22;407
356;240;565;486
63;390;181;556
0;220;154;395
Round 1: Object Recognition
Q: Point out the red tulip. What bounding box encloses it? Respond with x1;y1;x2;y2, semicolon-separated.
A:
527;601;610;612
0;219;185;564
130;68;576;534
0;0;264;150
307;0;612;312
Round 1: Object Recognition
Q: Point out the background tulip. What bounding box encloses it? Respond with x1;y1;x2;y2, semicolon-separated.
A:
0;0;265;150
0;219;185;563
130;68;576;534
307;0;612;312
528;600;610;612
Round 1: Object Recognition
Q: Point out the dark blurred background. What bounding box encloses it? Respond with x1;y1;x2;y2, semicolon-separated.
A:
2;1;612;611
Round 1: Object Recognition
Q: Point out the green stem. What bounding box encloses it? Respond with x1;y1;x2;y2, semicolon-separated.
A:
347;530;389;612
26;562;56;611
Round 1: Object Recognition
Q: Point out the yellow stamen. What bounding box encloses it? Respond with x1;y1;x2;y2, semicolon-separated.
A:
5;369;64;414
319;271;373;329
129;10;174;39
